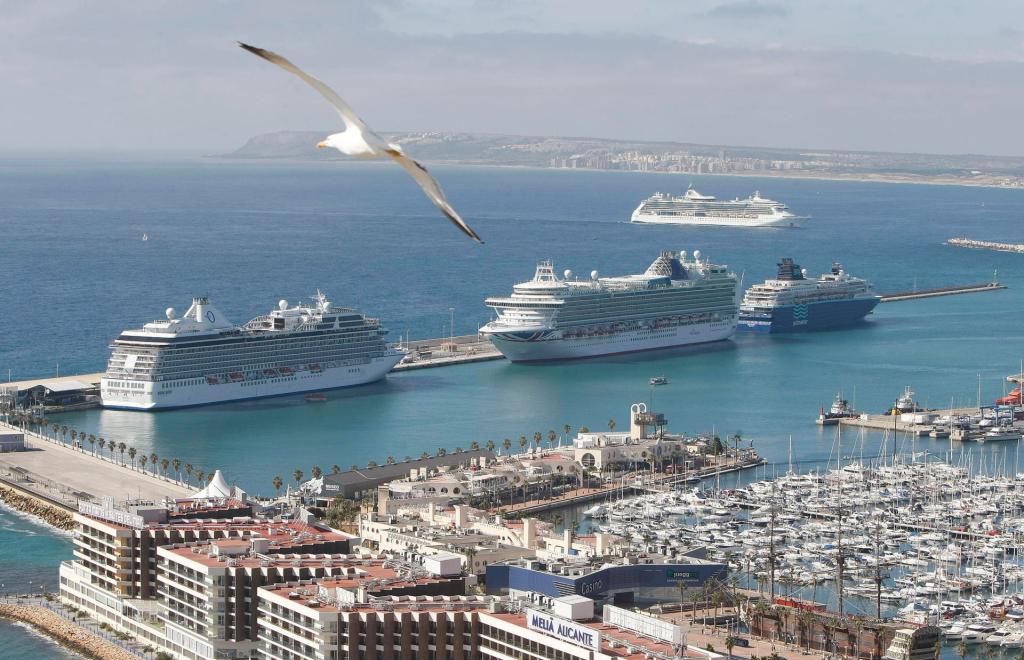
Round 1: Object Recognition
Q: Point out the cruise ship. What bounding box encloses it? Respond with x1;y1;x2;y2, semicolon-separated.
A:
630;185;803;227
100;292;404;410
479;250;739;362
737;258;881;333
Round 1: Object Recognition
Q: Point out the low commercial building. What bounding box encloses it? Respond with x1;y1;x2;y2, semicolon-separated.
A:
316;450;493;500
485;555;727;607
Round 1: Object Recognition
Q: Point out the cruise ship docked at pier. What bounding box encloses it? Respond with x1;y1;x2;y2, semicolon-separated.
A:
630;186;803;227
737;258;881;333
100;292;404;410
479;250;739;362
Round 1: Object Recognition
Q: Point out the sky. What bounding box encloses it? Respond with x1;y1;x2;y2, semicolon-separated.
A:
3;0;1024;155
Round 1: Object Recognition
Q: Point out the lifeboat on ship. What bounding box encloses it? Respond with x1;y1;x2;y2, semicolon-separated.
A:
206;376;219;385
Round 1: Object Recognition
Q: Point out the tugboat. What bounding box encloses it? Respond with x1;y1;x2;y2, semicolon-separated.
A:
816;393;857;425
885;386;927;415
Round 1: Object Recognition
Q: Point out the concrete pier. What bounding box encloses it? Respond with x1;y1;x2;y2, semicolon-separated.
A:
836;407;981;435
0;421;191;506
879;282;1005;302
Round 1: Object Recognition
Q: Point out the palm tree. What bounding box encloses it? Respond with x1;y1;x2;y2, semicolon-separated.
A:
453;447;463;454
331;464;341;475
367;460;378;468
502;438;512;453
547;430;557;448
311;465;323;479
469;441;480;451
172;458;181;482
579;426;589;433
532;431;542;452
118;442;126;464
350;464;359;471
70;430;77;447
386;456;397;465
725;635;735;660
60;425;68;445
436;448;446;457
195;469;205;484
518;435;528;452
149;453;158;474
272;475;283;495
485;439;496;452
139;455;148;472
128;447;137;467
87;434;96;455
293;469;303;485
563;424;572;445
184;463;193;484
419;452;429;460
98;437;106;456
160;458;170;476
607;418;616;432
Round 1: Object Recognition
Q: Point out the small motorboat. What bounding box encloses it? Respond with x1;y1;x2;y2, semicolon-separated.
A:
304;393;328;402
650;376;668;386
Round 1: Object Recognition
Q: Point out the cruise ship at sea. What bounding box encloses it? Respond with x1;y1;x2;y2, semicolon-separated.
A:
479;250;739;362
737;258;881;333
630;185;803;228
100;292;404;410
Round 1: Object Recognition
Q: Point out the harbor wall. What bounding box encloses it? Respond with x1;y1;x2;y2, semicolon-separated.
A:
0;483;74;529
0;601;138;660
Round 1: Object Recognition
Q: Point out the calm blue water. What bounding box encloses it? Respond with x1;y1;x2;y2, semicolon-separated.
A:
2;157;1024;654
0;505;75;659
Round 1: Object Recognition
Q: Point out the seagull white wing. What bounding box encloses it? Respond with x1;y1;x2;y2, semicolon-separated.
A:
387;150;484;244
238;42;370;133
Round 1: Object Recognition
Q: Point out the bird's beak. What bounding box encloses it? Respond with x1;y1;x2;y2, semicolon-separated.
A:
316;141;328;149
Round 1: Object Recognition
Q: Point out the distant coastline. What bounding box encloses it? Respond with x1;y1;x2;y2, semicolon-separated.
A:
220;130;1024;190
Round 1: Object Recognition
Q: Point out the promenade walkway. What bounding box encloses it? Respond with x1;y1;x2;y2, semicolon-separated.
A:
0;422;191;505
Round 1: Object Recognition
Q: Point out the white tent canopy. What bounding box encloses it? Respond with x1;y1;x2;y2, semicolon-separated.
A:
189;469;232;499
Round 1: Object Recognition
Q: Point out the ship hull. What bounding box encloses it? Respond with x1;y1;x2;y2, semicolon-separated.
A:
483;320;736;363
630;211;803;228
101;354;403;410
737;297;880;333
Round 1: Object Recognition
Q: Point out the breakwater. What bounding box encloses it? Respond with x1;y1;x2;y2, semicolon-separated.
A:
0;485;73;530
879;281;1005;302
946;236;1024;253
0;602;136;660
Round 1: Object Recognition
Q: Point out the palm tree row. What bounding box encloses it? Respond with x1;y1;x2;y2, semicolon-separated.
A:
7;412;212;487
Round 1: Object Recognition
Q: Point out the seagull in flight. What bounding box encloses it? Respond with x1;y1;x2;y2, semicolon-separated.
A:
238;42;483;243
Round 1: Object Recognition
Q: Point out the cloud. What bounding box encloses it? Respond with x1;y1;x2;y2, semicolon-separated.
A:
2;2;1024;156
704;1;790;20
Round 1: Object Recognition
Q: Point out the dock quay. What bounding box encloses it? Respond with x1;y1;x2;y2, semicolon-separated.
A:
393;333;503;371
497;456;767;517
0;421;191;508
878;281;1005;302
946;236;1024;254
836;407;979;435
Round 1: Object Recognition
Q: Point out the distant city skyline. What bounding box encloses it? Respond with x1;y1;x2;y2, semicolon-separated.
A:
3;1;1024;155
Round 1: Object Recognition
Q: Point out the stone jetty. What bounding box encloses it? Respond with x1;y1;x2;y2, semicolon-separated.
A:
0;602;138;660
946;236;1024;253
0;485;74;529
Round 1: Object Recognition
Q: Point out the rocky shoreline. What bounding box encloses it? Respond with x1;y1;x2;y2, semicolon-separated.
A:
0;603;136;660
0;485;74;530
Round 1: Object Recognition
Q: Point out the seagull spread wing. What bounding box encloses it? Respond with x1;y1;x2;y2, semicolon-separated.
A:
237;42;369;133
387;150;484;244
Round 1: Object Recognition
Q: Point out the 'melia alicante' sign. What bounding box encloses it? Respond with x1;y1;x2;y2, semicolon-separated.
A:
525;608;601;651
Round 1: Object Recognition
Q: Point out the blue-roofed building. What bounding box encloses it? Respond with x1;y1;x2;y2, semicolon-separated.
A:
485;555;726;607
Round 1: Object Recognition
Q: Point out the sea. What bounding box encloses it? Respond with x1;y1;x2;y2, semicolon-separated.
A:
2;155;1024;657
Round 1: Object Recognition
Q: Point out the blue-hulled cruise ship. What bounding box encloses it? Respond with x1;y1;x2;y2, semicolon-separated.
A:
737;258;880;333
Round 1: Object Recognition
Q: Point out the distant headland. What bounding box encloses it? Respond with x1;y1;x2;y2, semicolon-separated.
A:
221;130;1024;189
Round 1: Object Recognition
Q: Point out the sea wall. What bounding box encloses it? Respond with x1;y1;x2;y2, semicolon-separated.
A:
0;485;74;529
0;602;137;660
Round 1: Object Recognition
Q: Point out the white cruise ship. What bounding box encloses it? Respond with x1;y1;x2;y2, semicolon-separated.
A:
100;292;404;410
479;250;739;362
631;185;803;227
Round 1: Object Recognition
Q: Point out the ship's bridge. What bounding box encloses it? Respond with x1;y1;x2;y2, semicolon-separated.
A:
125;297;234;339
